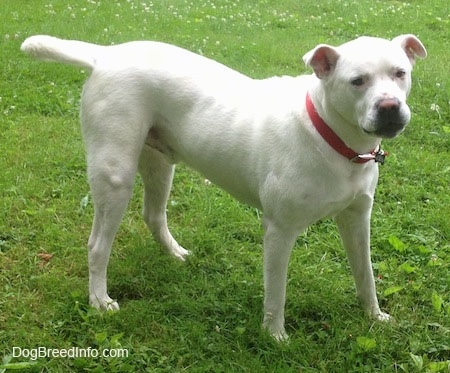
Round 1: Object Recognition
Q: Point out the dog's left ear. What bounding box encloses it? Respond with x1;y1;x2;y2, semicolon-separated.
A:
391;34;427;65
303;45;340;79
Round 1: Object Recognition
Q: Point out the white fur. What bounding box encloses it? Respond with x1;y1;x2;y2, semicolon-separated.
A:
21;34;426;340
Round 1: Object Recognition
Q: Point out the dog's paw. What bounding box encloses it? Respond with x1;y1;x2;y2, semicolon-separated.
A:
271;329;289;342
169;245;191;261
90;296;120;311
374;311;391;322
263;314;289;342
369;308;392;322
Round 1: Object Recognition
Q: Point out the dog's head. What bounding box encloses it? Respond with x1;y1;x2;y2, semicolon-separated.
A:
303;35;427;139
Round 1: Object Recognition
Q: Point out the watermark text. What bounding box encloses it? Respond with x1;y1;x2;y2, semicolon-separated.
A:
12;346;129;361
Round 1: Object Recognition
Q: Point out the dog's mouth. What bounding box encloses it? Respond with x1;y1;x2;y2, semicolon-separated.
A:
364;122;407;139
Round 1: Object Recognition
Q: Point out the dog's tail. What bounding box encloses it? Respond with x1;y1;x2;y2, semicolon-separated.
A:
21;35;100;71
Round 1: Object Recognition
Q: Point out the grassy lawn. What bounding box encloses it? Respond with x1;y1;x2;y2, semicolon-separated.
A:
1;0;449;371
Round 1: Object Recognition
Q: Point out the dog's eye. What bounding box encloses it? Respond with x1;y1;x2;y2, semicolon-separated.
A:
351;77;365;87
395;70;406;79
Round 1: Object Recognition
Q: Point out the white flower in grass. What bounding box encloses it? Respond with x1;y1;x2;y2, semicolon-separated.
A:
430;103;441;119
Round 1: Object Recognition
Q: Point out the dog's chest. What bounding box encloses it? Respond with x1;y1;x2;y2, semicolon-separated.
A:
290;164;376;221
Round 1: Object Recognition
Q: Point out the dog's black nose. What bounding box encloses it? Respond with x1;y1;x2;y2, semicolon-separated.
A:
373;98;406;138
377;98;401;113
376;98;402;125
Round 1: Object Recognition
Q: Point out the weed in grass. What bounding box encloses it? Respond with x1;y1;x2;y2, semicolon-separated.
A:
1;0;449;371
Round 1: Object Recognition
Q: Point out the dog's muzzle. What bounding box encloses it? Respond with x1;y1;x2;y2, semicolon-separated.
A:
370;98;408;138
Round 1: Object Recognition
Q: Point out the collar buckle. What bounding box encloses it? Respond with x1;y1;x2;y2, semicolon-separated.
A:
351;147;388;165
374;149;387;164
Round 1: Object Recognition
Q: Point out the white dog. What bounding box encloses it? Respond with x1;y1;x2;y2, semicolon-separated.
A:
21;34;426;340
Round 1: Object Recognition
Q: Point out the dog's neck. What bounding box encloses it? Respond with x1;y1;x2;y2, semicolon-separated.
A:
306;92;386;164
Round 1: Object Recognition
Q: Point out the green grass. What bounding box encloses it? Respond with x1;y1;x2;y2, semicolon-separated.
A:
1;0;449;371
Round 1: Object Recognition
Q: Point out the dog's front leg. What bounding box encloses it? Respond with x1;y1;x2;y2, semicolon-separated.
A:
335;199;390;321
262;217;299;341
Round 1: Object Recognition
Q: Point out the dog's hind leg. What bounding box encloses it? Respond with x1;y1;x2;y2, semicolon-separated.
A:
138;145;190;260
84;117;145;310
87;153;137;310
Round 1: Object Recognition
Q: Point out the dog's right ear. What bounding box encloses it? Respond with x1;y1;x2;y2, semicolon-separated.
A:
391;34;427;66
303;45;340;79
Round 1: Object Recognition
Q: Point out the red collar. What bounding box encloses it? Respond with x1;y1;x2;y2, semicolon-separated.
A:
306;92;387;164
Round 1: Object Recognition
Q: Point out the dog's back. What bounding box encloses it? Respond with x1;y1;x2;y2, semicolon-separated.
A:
21;35;248;81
